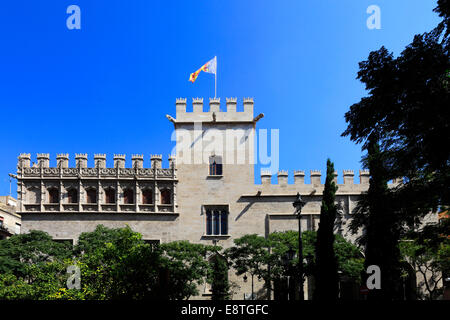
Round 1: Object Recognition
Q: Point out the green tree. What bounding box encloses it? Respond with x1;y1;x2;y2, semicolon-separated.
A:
159;240;220;300
333;234;365;282
74;225;162;299
342;2;449;300
224;234;270;299
314;158;339;300
0;230;72;277
226;231;363;300
0;230;82;300
208;253;230;300
400;217;450;300
353;138;402;300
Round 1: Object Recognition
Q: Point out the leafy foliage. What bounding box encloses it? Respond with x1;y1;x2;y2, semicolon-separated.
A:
159;240;220;300
225;231;364;298
0;226;220;300
74;225;162;299
208;253;230;300
342;1;449;301
400;216;450;300
0;230;72;277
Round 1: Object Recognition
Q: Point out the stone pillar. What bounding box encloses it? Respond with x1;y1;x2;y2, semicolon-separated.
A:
168;155;176;169
114;154;126;168
310;170;321;186
243;97;254;117
226;97;237;112
75;154;88;168
151;155;162;169
17;153;31;168
193;97;203;113
294;170;305;184
277;170;288;185
209;97;220;113
94;154;106;168
261;171;272;185
359;170;370;184
132;154;144;169
56;154;69;168
176;98;187;116
37;153;50;168
343;170;354;185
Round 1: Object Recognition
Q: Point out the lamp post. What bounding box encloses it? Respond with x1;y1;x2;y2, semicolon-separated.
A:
293;192;306;300
243;274;254;300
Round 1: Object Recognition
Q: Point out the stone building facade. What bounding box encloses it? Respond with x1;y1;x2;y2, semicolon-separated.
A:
0;196;21;239
16;97;409;299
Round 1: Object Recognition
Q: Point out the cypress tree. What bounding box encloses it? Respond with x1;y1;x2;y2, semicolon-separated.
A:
314;158;339;300
362;137;402;300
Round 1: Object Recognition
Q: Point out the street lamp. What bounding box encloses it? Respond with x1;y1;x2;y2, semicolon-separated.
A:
293;192;306;300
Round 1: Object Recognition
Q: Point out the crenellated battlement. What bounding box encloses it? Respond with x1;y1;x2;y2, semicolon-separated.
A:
172;97;260;123
258;169;375;186
16;153;175;170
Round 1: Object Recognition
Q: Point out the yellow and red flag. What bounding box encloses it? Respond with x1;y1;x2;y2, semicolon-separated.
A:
189;57;217;83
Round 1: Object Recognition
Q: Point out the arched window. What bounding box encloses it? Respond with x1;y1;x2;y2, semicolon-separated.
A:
67;188;78;203
123;188;134;204
142;189;153;204
86;188;97;204
209;155;222;176
105;188;116;204
48;188;59;204
160;189;171;205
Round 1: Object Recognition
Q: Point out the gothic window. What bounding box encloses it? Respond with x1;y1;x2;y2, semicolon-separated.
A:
86;188;97;204
105;188;116;204
67;188;78;203
160;189;171;205
48;187;59;204
123;188;134;204
209;155;223;176
142;189;153;204
205;207;228;236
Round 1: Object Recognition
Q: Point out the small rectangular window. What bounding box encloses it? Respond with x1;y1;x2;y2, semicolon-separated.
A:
209;156;223;176
15;223;21;235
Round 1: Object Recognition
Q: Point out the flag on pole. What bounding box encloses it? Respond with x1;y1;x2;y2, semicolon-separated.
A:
189;56;217;83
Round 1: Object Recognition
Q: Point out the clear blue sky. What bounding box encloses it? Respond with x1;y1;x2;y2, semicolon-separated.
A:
0;0;442;195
